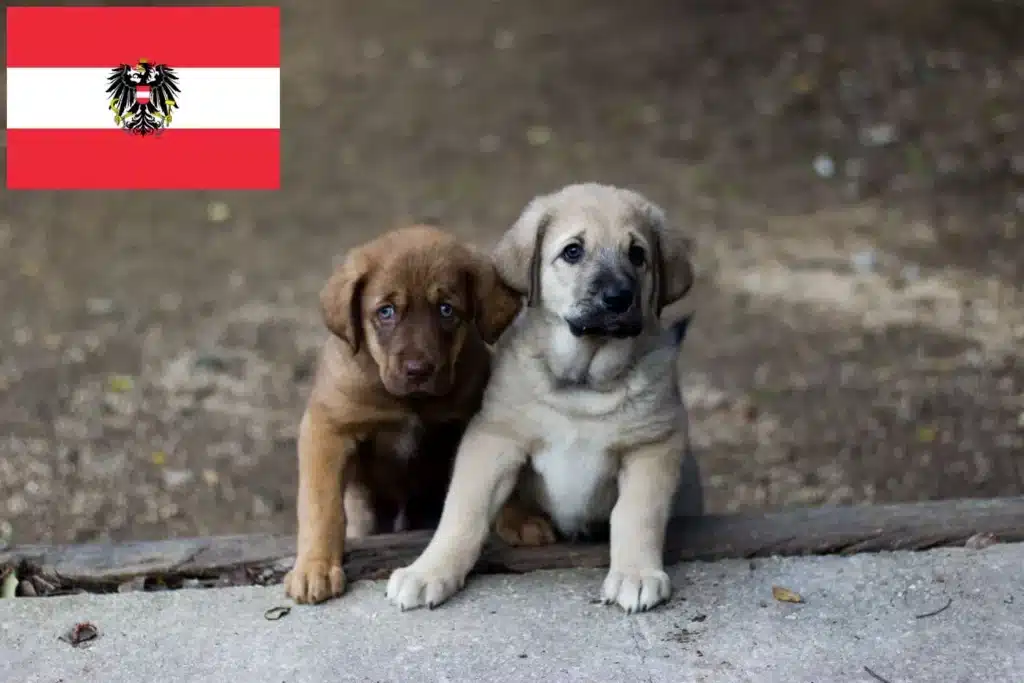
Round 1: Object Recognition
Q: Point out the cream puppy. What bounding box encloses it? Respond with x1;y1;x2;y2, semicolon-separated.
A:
386;183;695;613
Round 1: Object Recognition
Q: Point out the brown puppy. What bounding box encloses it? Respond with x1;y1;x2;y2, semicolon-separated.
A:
284;225;522;605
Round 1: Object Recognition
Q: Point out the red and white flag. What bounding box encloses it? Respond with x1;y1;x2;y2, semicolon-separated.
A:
5;6;280;190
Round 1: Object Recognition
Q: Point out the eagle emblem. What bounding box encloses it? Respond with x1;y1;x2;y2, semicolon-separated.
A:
106;59;181;136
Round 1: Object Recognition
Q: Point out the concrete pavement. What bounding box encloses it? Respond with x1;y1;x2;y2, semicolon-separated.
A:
2;544;1022;683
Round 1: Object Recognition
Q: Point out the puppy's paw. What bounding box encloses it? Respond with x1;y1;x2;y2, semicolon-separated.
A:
385;564;464;611
601;568;671;613
495;504;557;547
284;558;346;604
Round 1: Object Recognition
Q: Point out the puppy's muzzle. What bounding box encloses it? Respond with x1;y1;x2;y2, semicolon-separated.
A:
385;354;450;397
567;274;644;339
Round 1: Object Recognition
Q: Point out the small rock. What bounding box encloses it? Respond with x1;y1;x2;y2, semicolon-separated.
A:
859;124;897;147
900;264;921;283
117;576;147;593
478;134;501;154
252;495;272;518
965;532;998;550
162;468;195;489
202;468;220;487
493;29;515;50
408;49;431;70
638;105;661;125
158;292;183;312
812;154;835;178
526;125;553;147
362;40;384;60
85;298;114;315
182;579;202;589
851;249;877;273
17;580;36;597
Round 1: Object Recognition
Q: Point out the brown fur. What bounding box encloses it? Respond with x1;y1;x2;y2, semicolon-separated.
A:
284;225;522;604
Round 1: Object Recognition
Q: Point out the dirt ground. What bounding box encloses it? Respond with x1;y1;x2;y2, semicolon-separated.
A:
1;0;1022;546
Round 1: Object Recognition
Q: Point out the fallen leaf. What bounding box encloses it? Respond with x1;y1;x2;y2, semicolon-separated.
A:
772;585;804;604
264;606;291;621
916;425;937;443
206;201;231;223
1;567;18;598
60;622;98;647
107;374;135;392
151;451;167;466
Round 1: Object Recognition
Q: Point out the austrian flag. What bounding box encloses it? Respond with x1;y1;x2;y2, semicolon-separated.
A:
6;6;281;190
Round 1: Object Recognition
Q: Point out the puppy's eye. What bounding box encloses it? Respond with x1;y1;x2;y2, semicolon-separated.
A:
561;243;584;264
628;244;647;267
376;304;396;321
438;302;455;318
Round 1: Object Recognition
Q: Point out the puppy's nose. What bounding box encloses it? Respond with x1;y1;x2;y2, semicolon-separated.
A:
403;359;436;381
600;285;634;313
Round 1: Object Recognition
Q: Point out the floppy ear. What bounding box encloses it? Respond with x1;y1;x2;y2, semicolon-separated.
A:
648;209;695;316
319;248;373;352
467;250;524;344
492;197;552;307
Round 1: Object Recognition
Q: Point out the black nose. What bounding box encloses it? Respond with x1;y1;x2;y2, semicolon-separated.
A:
403;359;436;381
600;285;634;313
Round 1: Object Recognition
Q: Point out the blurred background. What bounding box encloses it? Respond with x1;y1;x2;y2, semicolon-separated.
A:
1;0;1022;546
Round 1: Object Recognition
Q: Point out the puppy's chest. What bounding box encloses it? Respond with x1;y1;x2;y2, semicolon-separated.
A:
530;427;619;535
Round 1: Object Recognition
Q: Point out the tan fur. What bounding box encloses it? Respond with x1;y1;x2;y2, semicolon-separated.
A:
386;184;696;613
284;225;522;604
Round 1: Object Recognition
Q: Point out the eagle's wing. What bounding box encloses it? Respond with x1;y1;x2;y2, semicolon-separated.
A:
105;64;136;118
148;65;181;116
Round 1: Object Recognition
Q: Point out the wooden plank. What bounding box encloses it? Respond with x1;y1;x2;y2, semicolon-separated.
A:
2;497;1022;588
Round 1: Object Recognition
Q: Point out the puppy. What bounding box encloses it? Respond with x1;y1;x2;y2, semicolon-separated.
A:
284;225;522;604
386;184;695;613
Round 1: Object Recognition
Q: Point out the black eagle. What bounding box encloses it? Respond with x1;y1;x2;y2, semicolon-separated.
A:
106;60;181;136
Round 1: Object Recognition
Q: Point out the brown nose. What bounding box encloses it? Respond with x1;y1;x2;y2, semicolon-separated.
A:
403;359;436;382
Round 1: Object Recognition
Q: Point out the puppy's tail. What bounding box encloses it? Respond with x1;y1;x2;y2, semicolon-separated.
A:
669;313;693;348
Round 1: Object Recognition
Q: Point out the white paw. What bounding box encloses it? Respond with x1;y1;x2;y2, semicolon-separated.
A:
385;564;465;611
601;568;672;613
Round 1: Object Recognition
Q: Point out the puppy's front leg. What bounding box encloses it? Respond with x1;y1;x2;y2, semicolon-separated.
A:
386;423;528;610
602;435;684;613
284;404;356;604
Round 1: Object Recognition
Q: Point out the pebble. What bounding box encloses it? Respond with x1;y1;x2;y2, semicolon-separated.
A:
252;495;272;518
812;154;835;178
493;29;515;50
408;49;431;70
478;134;501;153
117;577;147;593
851;249;877;273
202;468;220;487
161;468;195;489
85;298;114;315
362;40;384;60
859;123;897;147
526;125;553;146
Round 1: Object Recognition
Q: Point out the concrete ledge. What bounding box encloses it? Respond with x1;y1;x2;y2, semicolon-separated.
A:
2;544;1022;683
3;497;1023;592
